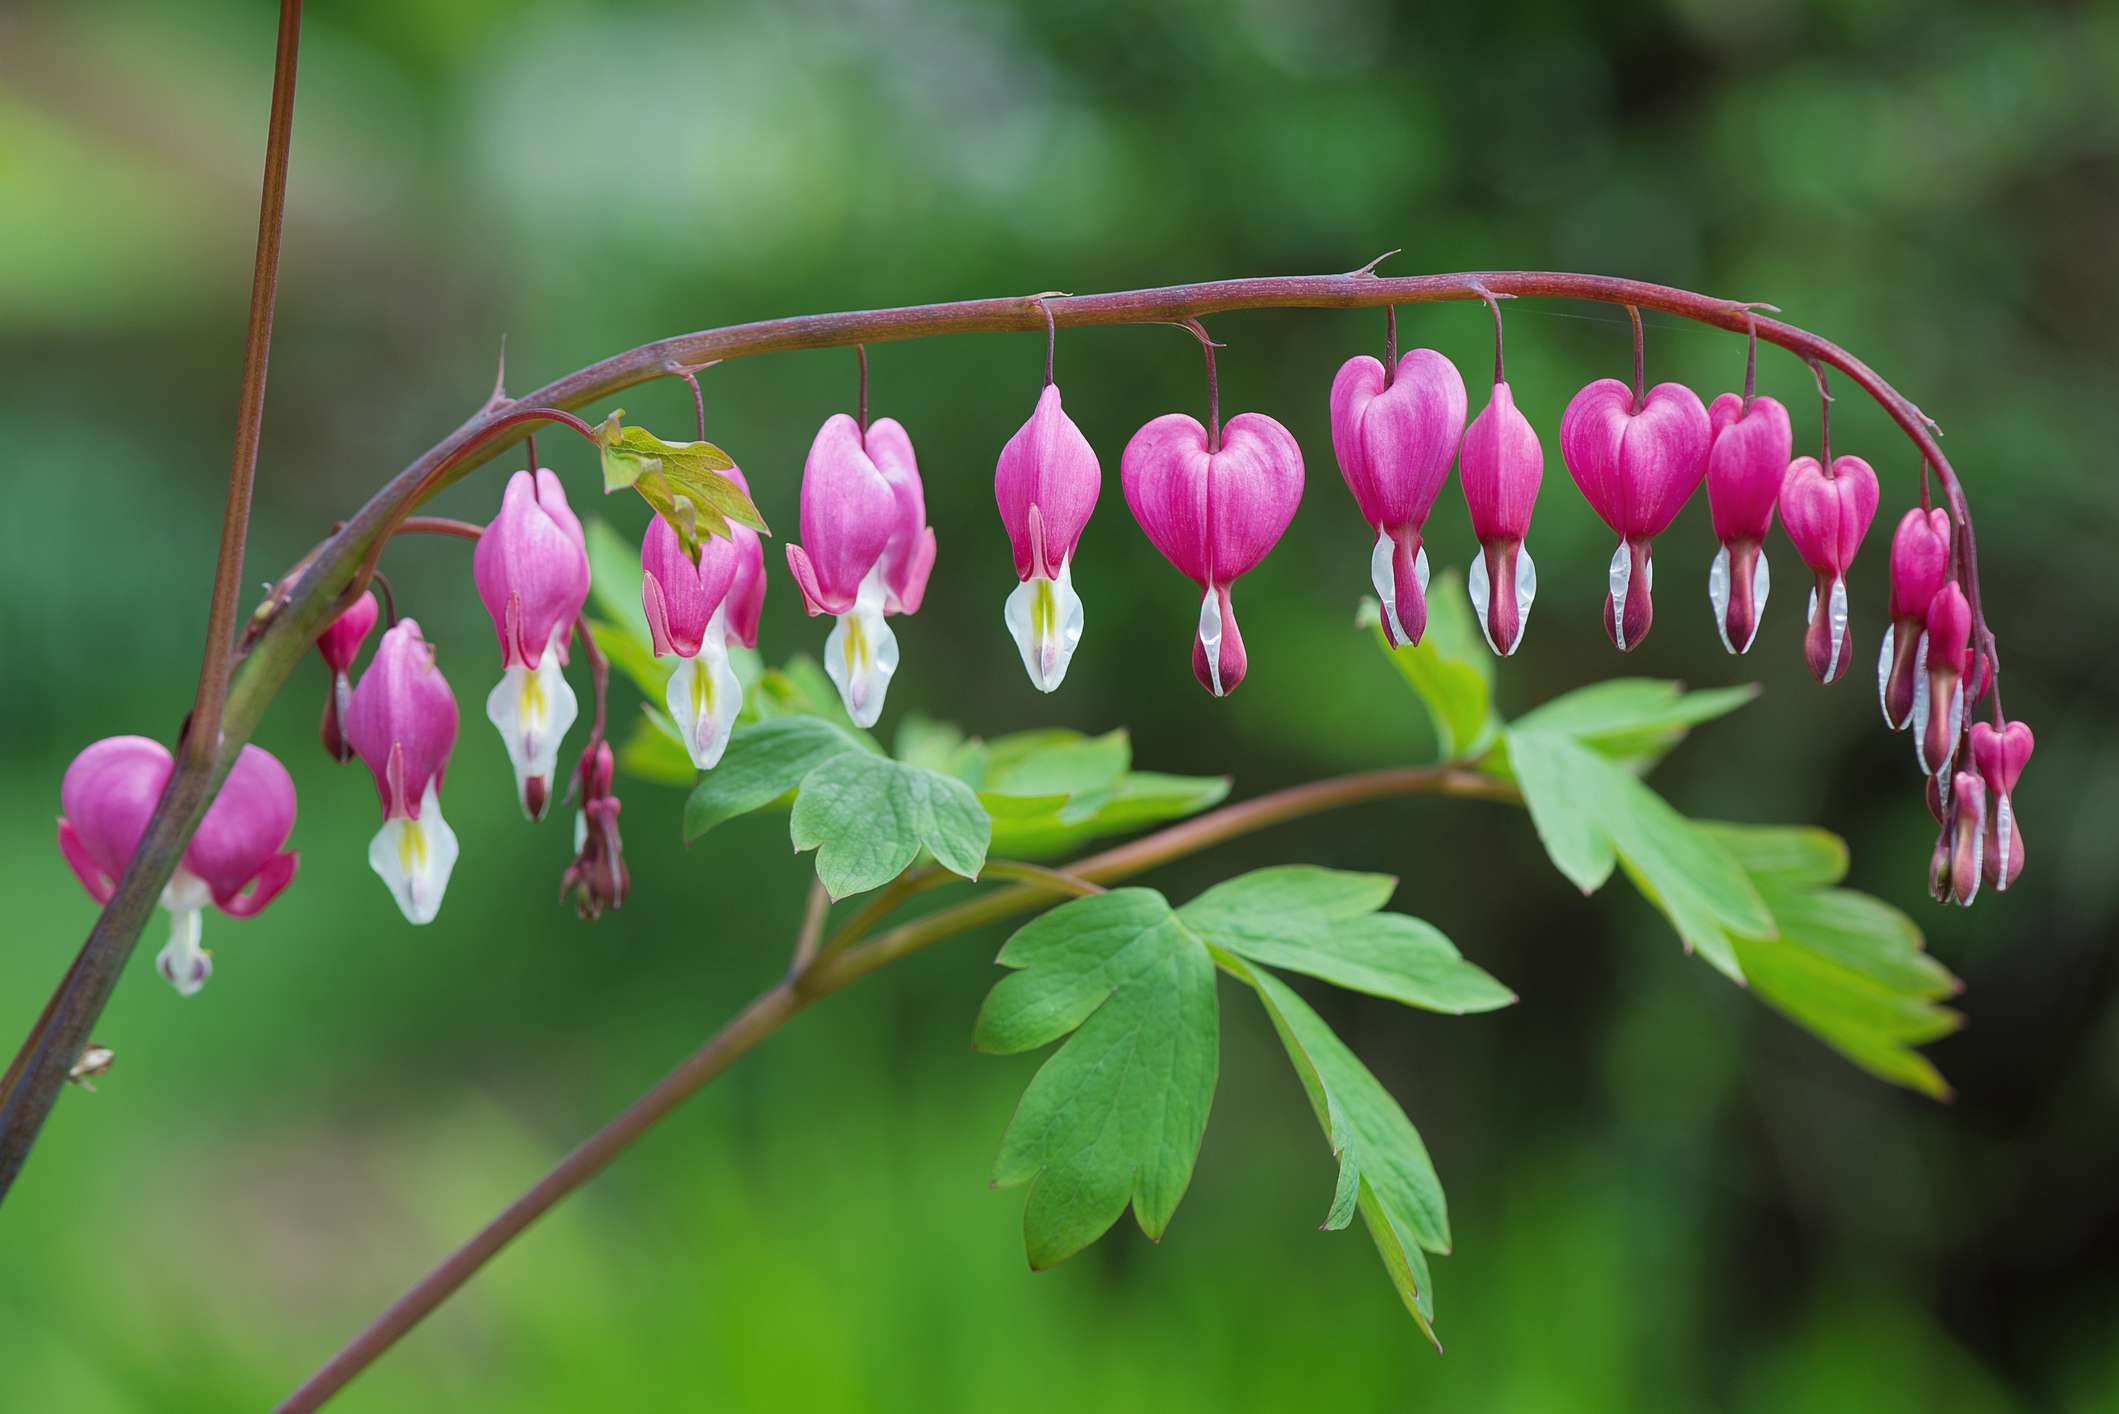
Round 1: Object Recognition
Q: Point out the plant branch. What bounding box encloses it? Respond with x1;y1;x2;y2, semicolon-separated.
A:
273;759;1507;1409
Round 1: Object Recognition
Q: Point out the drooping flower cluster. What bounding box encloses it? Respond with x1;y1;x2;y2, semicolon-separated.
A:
643;463;766;767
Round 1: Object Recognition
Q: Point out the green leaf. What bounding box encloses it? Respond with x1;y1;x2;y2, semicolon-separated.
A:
750;655;874;742
583;517;648;630
586;616;669;704
1180;866;1513;1016
1492;678;1757;775
1220;952;1447;1347
789;751;991;897
982;772;1232;859
1698;822;1850;889
592;410;766;559
893;714;967;773
1362;583;1494;761
616;710;698;786
979;728;1131;797
682;717;867;841
1507;729;1774;983
976;890;1219;1268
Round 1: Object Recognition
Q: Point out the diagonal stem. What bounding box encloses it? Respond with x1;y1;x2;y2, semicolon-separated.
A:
271;762;1507;1410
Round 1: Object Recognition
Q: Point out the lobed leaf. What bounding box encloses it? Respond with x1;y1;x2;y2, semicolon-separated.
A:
977;890;1219;1268
682;716;870;841
789;751;990;897
1488;678;1757;777
592;411;765;559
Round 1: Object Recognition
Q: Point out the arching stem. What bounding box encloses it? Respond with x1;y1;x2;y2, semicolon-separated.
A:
1626;304;1645;412
1743;311;1759;405
1473;285;1506;384
1383;304;1397;384
1810;358;1834;467
855;342;870;437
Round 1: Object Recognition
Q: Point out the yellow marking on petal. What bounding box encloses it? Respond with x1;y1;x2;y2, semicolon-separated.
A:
519;666;548;731
692;657;714;717
843;615;868;678
399;819;428;875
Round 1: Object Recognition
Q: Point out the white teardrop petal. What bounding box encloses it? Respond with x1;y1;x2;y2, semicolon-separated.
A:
1995;793;2015;892
1370;527;1408;646
824;567;899;729
1467;553;1495;654
155;904;211;997
368;779;460;926
665;611;744;769
1708;546;1734;655
1608;543;1633;652
1197;587;1226;697
1004;559;1086;694
1877;624;1899;726
1911;632;1935;771
1825;575;1850;682
1512;544;1536;654
484;628;579;818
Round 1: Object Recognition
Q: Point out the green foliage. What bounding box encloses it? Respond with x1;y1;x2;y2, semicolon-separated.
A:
591;410;765;559
1359;583;1493;760
979;868;1511;1339
1494;678;1759;776
789;751;991;898
975;889;1220;1269
683;717;873;841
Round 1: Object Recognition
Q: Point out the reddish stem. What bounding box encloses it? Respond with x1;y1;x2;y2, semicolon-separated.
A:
1383;305;1397;384
1626;304;1645;411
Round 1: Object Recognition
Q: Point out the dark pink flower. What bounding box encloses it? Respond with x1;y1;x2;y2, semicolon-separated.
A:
995;385;1101;691
1880;507;1952;730
474;470;589;819
561;739;628;921
1457;380;1543;656
1329;349;1467;648
1122;411;1304;696
57;736;298;995
1703;393;1791;655
1941;769;1987;906
316;591;379;764
642;465;766;768
1970;719;2033;892
1778;453;1880;684
1917;584;1972;782
344;618;460;924
785;415;935;726
1560;379;1710;651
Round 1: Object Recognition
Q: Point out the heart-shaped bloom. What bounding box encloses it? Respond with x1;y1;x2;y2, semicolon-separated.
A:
1935;769;1988;906
1778;453;1880;684
316;591;379;763
1916;584;1972;782
1329;349;1467;647
1703;394;1791;655
58;736;298;995
785;415;936;727
1970;719;2033;892
1122;411;1303;696
1878;507;1951;729
995;384;1101;692
642;465;767;769
344;618;461;925
1560;380;1711;651
474;469;590;819
1458;379;1544;656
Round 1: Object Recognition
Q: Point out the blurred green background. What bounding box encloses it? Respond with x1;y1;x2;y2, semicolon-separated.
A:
4;0;2117;1408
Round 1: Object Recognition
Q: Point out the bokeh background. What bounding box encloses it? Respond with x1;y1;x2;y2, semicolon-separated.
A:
4;0;2117;1408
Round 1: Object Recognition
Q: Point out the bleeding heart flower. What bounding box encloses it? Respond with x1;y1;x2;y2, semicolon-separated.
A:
1778;453;1880;684
1937;769;1987;906
1329;348;1467;647
473;469;590;819
1703;394;1791;655
315;591;379;763
642;465;767;768
995;384;1101;692
1560;379;1710;651
1879;507;1952;729
1970;719;2033;892
561;738;628;920
1916;584;1972;782
344;618;461;925
58;736;299;995
785;415;936;727
1458;379;1544;656
1122;411;1303;696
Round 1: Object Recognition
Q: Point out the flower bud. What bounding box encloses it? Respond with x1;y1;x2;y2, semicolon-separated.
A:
344;618;461;925
995;385;1101;691
1122;411;1303;696
57;736;299;995
642;464;766;769
315;592;379;764
1458;380;1543;656
785;416;936;727
561;739;628;920
1703;394;1791;655
474;470;590;819
1878;507;1951;729
1916;584;1972;781
1945;769;1987;905
1329;349;1467;647
1971;719;2033;892
1778;453;1880;684
1560;380;1710;651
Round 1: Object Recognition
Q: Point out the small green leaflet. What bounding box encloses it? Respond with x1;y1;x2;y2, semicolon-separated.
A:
1706;824;1963;1098
975;889;1220;1269
1360;580;1493;761
682;716;871;841
1488;677;1758;776
1506;728;1774;982
789;751;990;898
583;517;648;630
591;410;767;560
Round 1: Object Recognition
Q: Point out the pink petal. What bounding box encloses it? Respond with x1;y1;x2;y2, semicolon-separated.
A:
475;470;590;669
996;384;1101;580
793;414;897;609
640;511;740;657
344;618;460;821
1705;393;1791;543
1459;380;1542;543
1330;349;1465;533
58;736;174;896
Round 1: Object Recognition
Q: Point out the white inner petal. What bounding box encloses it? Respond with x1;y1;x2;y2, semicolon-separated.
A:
1004;557;1086;694
485;626;579;818
1748;548;1770;653
1910;632;1934;770
824;567;899;729
1369;527;1406;645
1877;623;1899;726
1467;552;1493;654
1197;587;1225;697
1995;793;2015;892
1825;575;1850;682
573;808;589;855
155;899;211;997
1607;543;1632;651
1708;546;1733;654
1960;806;1985;906
368;778;460;926
1513;544;1537;653
666;609;744;769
